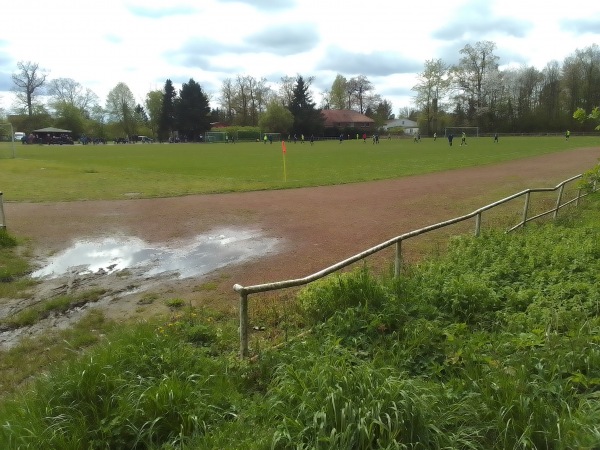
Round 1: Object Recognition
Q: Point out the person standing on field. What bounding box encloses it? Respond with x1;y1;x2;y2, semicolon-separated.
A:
565;130;570;140
433;132;437;141
494;133;499;143
460;131;467;146
448;133;454;147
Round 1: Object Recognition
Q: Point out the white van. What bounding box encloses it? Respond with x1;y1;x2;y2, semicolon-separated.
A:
14;132;26;142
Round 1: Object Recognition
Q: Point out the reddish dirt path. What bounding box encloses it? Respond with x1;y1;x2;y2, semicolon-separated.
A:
4;147;599;310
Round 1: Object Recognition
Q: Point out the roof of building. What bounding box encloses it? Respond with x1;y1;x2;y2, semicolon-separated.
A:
33;127;72;133
321;109;375;124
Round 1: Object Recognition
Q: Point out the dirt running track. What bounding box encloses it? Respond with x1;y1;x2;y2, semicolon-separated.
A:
4;147;600;319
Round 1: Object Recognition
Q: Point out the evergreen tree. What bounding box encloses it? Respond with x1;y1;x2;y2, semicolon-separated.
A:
158;79;177;141
175;78;211;142
289;75;324;136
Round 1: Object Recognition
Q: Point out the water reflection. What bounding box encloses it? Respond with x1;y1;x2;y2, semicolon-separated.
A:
32;227;280;279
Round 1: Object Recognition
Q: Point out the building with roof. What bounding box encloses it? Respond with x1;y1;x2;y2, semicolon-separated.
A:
321;109;375;132
383;118;419;135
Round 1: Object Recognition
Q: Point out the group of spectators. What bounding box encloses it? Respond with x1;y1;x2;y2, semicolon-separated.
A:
19;133;74;145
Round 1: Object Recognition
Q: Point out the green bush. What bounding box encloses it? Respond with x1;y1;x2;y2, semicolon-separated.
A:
0;229;17;248
296;266;392;324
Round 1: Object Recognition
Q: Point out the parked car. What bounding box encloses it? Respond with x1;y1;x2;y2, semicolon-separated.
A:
139;136;153;143
14;132;26;142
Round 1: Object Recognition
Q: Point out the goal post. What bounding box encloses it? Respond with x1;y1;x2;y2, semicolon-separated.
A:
0;123;16;159
444;127;479;137
260;133;281;142
204;131;239;143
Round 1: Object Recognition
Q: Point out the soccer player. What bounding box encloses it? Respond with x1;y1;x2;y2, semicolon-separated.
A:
565;130;570;140
460;131;467;146
494;133;498;143
448;133;454;146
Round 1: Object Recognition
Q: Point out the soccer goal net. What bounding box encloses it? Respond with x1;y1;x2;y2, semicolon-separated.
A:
0;123;17;159
260;133;281;142
444;127;479;137
205;131;228;143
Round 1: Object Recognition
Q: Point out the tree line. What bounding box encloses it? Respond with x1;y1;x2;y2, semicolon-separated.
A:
412;41;600;135
5;40;600;140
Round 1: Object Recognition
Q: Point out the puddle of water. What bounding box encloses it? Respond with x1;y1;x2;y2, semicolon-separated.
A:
32;227;280;280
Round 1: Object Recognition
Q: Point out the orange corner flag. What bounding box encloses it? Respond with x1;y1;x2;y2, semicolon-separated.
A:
282;140;287;154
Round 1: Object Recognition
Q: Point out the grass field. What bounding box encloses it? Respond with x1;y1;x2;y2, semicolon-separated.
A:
0;136;597;202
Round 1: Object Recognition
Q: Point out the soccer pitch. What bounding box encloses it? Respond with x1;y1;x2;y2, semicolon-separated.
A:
0;136;596;202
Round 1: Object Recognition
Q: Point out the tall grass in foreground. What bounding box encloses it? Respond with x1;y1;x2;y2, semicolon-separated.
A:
1;194;600;449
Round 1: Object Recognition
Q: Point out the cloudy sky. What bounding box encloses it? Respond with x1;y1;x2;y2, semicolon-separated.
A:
1;0;599;115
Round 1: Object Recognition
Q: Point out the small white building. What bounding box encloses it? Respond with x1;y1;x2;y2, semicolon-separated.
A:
383;118;419;135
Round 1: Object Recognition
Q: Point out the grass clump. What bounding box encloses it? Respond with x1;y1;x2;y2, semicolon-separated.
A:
0;230;30;282
2;288;107;329
0;230;34;298
165;298;186;309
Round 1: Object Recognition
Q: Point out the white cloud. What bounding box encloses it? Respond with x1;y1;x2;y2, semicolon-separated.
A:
2;0;600;114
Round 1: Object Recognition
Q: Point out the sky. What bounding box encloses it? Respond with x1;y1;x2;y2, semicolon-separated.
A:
1;0;600;116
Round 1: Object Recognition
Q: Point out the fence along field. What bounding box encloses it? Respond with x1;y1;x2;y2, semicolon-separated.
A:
0;136;597;202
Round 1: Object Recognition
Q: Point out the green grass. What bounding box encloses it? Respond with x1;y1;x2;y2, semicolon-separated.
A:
0;136;596;202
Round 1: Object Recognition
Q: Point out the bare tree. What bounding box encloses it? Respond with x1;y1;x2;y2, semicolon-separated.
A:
12;61;49;117
346;75;373;114
47;78;98;113
412;59;451;135
451;41;499;124
279;75;296;107
220;78;236;123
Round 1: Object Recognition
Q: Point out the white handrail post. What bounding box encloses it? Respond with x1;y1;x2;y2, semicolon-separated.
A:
553;184;565;219
576;188;582;207
475;212;482;236
522;191;531;229
239;290;249;358
394;240;402;277
0;192;5;230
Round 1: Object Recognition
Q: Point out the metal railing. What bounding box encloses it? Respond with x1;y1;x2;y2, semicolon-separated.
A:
234;174;598;358
0;192;6;230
